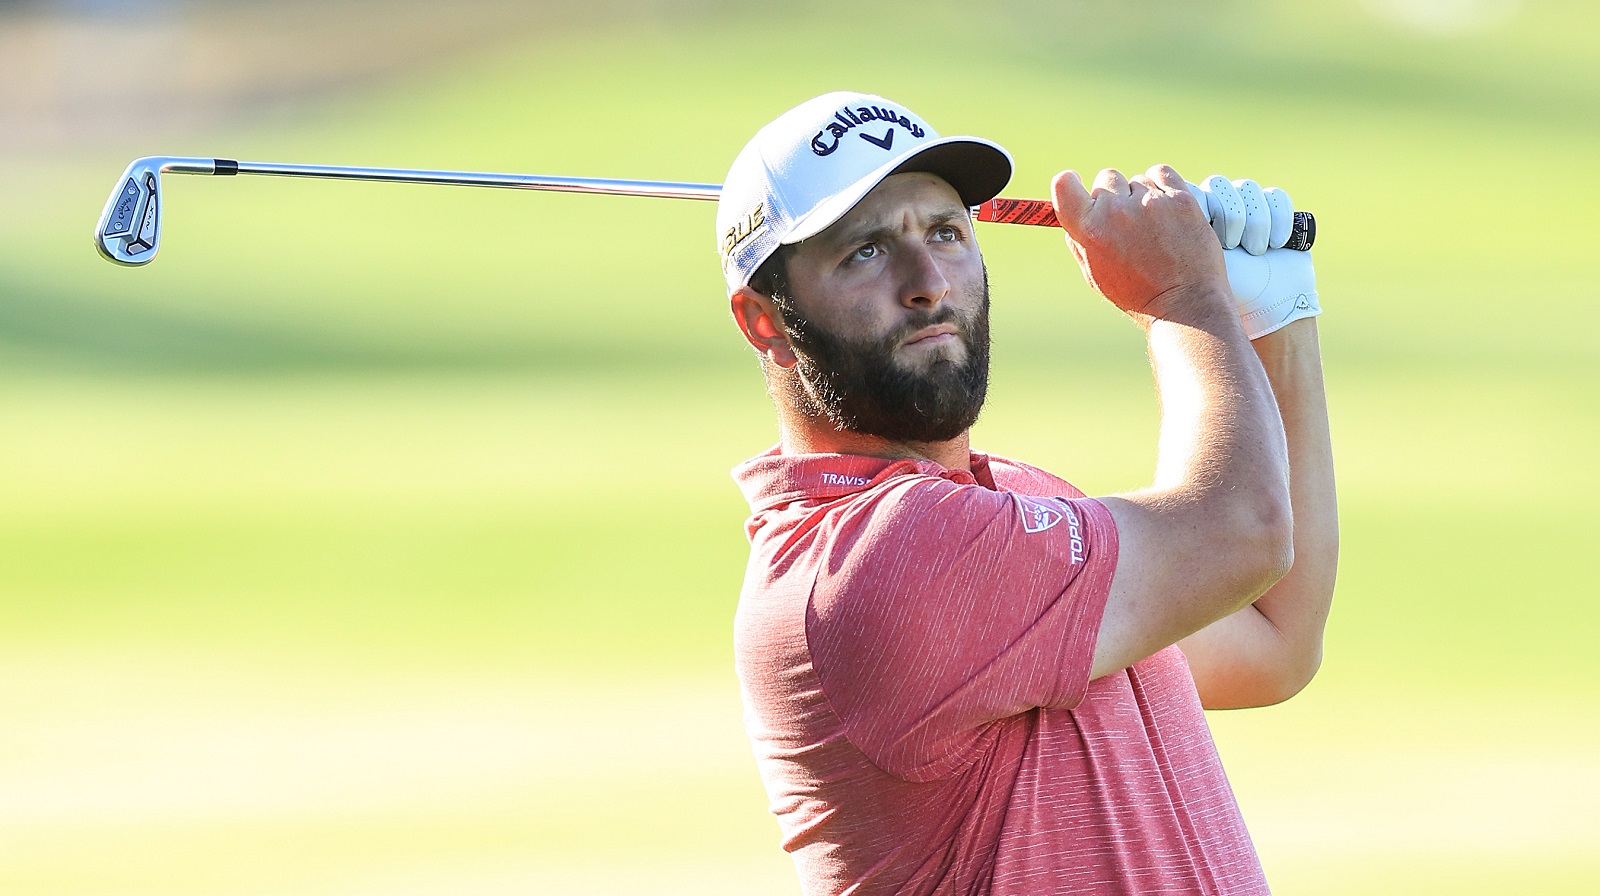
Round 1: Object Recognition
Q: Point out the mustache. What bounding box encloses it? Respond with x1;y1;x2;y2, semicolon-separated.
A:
886;306;963;346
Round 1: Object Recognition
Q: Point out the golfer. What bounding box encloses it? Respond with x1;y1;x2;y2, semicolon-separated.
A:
719;91;1337;895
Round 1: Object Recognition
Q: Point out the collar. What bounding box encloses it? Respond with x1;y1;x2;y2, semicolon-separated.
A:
733;445;999;513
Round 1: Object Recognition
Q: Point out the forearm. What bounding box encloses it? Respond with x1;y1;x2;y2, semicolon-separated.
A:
1250;318;1339;673
1178;317;1337;706
1092;294;1296;679
1056;165;1298;679
1146;299;1288;504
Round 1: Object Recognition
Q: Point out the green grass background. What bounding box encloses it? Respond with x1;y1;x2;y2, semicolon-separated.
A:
3;1;1597;892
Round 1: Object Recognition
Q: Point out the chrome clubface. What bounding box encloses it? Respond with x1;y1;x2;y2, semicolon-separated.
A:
97;169;160;263
95;158;168;265
94;157;215;266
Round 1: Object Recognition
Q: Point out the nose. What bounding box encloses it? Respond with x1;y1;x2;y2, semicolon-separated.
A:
897;243;951;309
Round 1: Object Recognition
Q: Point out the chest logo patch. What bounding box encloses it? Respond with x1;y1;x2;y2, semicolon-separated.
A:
1018;497;1064;534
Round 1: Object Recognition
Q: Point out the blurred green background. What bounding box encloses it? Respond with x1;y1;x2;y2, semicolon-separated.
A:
2;0;1596;893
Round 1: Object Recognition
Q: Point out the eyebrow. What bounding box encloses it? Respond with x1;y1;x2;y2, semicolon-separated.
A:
826;205;973;251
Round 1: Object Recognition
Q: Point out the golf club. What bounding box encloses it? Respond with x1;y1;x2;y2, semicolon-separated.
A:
94;155;1316;266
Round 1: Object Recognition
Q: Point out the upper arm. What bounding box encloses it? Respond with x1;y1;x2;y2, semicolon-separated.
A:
1089;491;1292;681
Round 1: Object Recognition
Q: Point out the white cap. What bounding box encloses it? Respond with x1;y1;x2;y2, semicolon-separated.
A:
716;91;1013;292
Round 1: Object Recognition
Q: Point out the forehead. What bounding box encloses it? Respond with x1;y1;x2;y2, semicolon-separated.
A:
805;172;967;249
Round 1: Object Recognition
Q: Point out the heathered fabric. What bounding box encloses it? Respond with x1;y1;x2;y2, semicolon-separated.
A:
732;448;1269;896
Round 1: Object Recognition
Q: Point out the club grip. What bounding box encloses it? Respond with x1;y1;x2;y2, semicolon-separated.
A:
975;198;1316;251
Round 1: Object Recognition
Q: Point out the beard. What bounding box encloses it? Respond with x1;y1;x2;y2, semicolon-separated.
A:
778;273;991;444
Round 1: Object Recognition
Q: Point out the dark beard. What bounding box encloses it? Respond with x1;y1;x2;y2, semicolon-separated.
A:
779;276;991;444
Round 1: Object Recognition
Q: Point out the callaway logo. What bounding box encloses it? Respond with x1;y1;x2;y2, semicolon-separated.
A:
1017;497;1087;563
810;104;927;156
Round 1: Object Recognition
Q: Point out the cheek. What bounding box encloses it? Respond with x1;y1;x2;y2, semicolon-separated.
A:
799;280;894;334
944;271;984;318
954;249;987;289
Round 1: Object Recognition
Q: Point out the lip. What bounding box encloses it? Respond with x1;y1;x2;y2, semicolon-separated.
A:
902;324;959;347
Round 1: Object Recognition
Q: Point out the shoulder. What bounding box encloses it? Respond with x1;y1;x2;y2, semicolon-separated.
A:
823;470;1026;561
980;452;1089;500
809;471;1114;627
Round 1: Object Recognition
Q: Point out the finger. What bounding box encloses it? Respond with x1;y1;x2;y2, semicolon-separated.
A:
1197;174;1245;249
1091;167;1130;197
1263;186;1294;249
1051;170;1094;238
1145;163;1187;193
1232;178;1270;256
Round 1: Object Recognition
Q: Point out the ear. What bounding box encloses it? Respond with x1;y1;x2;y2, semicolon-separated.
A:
730;287;798;369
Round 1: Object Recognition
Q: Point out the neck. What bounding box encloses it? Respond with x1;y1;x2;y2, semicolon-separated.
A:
776;404;972;472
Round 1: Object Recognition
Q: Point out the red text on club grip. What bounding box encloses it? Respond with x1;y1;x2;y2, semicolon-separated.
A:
975;198;1060;227
975;199;1316;250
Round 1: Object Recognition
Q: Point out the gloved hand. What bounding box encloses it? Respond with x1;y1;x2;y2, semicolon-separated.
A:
1190;174;1321;339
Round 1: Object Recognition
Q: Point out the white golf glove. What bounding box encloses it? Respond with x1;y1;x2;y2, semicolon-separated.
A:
1190;174;1320;339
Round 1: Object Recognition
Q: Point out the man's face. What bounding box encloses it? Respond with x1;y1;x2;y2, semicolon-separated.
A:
774;172;991;444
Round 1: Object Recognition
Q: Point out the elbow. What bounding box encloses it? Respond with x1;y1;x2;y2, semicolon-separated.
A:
1211;638;1324;710
1238;490;1295;596
1293;646;1325;695
1262;517;1296;589
1263;646;1324;706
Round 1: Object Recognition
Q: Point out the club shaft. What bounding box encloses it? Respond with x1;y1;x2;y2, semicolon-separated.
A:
209;158;1313;248
213;158;722;202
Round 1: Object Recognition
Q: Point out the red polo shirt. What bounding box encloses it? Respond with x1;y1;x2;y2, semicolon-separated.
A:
733;447;1267;896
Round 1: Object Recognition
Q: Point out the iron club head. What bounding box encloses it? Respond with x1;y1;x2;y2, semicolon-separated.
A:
94;157;215;266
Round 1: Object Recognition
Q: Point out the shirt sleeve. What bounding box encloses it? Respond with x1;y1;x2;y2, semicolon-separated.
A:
804;475;1119;782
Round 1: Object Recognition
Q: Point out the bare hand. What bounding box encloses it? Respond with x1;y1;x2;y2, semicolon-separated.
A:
1051;165;1230;320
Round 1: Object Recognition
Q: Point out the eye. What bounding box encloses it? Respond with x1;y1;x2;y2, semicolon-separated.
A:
932;226;958;242
849;243;879;262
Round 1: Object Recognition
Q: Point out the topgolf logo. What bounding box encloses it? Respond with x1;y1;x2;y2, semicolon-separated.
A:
1017;497;1063;534
1016;497;1087;564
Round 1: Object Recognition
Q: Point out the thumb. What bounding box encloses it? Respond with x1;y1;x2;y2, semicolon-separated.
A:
1051;170;1093;239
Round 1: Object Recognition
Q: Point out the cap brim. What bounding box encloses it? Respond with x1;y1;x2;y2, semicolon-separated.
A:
783;136;1013;245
